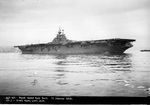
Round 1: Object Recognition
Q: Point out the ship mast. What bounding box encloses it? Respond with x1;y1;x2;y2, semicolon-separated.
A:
58;26;61;36
58;26;65;36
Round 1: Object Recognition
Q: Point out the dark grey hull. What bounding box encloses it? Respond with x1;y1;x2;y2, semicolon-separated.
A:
14;28;136;54
16;40;133;54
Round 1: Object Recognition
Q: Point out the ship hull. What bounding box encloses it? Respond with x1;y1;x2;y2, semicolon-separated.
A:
15;39;134;54
20;46;129;54
14;28;136;54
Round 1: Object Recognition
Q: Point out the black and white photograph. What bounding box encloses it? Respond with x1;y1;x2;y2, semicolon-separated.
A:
0;0;149;104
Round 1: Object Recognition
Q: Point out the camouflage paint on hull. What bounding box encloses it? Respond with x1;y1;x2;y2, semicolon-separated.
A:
16;39;134;54
14;28;135;54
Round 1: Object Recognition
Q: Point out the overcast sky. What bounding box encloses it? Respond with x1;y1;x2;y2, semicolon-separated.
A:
0;0;150;49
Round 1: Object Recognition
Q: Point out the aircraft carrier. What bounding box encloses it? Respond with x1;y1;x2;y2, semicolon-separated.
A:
14;28;135;54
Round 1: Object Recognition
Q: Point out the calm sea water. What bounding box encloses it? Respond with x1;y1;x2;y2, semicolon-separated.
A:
0;51;149;96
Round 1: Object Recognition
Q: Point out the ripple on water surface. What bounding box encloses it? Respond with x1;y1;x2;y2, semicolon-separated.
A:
0;52;149;96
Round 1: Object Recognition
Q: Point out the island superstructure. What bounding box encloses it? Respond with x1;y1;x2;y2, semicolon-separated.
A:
14;28;135;54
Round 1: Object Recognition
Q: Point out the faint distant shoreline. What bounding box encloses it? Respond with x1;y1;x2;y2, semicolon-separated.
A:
0;46;20;53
